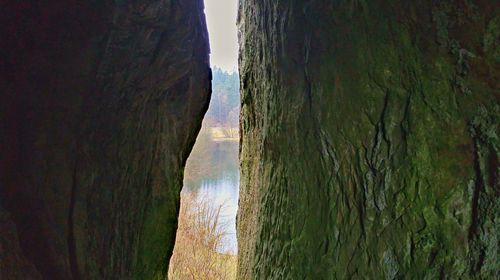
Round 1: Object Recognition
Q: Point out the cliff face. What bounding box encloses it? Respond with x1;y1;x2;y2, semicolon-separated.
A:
238;0;498;279
0;1;210;279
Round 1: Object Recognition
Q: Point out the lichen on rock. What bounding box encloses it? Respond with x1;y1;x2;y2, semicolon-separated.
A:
237;0;499;279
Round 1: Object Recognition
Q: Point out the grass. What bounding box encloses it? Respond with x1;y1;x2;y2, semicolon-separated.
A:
168;192;237;280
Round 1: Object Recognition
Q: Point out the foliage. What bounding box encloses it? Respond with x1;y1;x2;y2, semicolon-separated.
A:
168;193;237;280
205;67;240;128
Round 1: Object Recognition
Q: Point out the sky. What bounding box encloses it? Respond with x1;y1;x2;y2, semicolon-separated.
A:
204;0;239;73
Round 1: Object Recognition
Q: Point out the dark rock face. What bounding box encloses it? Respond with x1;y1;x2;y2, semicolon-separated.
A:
0;1;210;279
238;0;498;279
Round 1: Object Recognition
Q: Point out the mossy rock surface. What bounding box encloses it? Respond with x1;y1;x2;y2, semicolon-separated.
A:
237;0;499;279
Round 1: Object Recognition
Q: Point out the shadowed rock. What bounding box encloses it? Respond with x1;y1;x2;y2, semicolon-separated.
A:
0;1;210;279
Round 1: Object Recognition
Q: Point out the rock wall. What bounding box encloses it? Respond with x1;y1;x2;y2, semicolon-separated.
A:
0;1;210;279
238;0;498;279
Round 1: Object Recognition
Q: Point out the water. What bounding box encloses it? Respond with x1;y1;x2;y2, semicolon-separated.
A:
182;129;239;254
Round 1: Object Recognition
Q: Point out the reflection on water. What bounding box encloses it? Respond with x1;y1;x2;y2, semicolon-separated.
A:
182;128;239;254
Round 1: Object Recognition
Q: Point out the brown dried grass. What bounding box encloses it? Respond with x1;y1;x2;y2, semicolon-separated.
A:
168;192;237;280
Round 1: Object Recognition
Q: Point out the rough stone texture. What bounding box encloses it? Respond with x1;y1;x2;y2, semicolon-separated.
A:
238;0;498;279
0;1;210;279
0;206;41;280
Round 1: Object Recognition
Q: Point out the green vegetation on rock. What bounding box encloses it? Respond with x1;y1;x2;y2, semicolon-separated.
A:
237;0;499;279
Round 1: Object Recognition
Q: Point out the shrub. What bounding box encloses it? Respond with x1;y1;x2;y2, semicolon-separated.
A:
168;193;237;280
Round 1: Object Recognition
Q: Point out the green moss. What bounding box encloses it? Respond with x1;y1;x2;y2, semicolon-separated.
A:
134;193;180;279
238;0;498;279
483;16;500;64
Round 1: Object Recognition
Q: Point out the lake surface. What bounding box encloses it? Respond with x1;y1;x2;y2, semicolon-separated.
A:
182;128;239;254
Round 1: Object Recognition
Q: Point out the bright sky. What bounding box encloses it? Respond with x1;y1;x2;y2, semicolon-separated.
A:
204;0;239;72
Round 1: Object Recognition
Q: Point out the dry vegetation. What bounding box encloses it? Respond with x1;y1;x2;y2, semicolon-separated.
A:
168;193;237;280
211;127;239;140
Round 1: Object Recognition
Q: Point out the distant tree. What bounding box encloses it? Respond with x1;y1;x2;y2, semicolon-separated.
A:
205;67;240;128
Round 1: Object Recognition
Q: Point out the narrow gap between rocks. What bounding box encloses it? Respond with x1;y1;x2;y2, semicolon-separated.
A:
168;1;240;279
